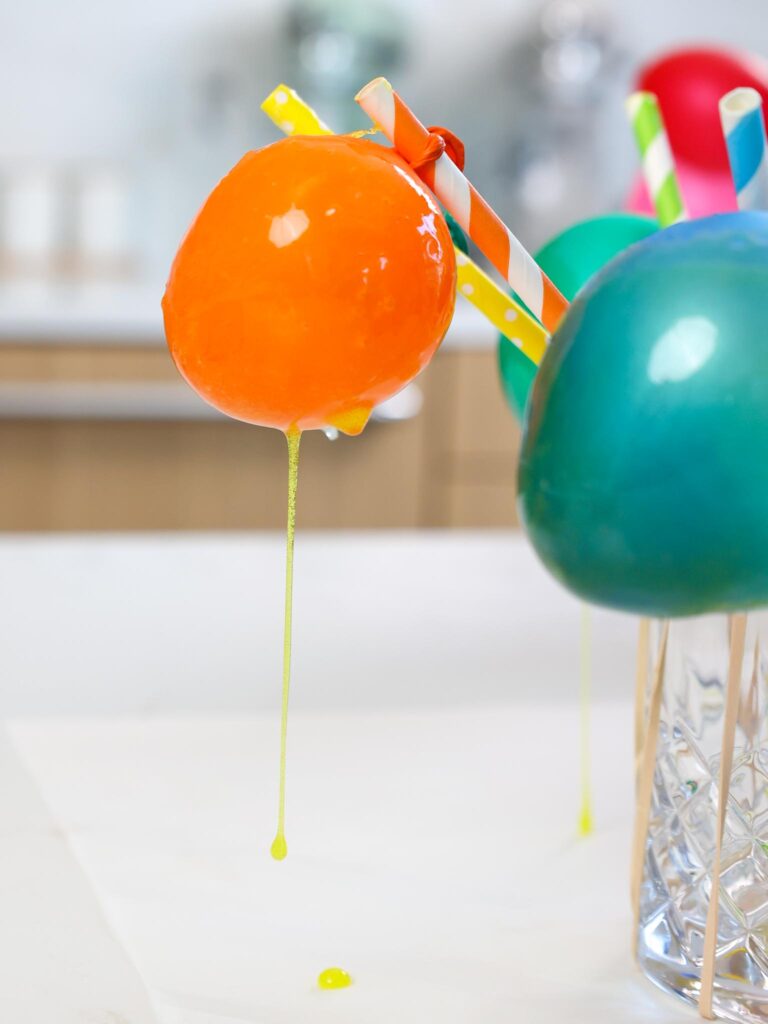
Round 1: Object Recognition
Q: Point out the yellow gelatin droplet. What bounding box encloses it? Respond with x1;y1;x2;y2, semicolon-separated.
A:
318;967;352;990
270;833;288;861
578;805;594;837
326;405;372;436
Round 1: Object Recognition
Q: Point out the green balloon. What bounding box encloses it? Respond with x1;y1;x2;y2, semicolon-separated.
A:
445;211;469;255
497;213;658;420
518;213;768;617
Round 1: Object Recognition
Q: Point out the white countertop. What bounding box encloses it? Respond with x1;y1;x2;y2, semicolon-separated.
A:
0;532;689;1022
0;282;497;349
0;532;636;715
0;282;163;343
0;289;498;418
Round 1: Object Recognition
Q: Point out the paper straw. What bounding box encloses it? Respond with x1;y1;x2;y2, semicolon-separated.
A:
454;255;548;364
355;77;568;334
261;84;333;136
719;87;768;211
626;92;687;228
261;84;549;366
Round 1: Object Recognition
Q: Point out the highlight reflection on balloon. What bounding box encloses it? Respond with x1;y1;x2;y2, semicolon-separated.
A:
518;212;768;618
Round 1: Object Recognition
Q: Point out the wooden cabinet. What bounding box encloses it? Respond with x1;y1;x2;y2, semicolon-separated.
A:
0;343;522;531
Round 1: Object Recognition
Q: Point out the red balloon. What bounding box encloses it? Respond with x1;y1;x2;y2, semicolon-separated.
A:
637;47;768;172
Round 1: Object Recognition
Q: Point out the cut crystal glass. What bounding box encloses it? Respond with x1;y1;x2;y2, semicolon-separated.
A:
638;614;768;1023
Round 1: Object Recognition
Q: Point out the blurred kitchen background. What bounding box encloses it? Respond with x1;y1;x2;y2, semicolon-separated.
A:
1;0;766;532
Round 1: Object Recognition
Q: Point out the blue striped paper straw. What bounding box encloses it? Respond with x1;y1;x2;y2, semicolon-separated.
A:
719;87;768;211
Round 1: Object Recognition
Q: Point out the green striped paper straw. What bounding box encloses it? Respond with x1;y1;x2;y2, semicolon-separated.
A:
626;91;687;228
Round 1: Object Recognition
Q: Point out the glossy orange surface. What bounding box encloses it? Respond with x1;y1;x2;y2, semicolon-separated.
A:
162;135;456;433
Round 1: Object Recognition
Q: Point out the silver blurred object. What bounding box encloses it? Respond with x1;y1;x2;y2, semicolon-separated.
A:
537;0;615;104
285;0;408;133
492;0;629;250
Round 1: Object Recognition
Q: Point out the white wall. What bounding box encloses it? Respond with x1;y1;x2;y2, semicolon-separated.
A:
4;0;768;163
2;0;768;277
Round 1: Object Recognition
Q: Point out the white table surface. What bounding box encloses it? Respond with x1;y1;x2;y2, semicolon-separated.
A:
0;728;157;1023
0;532;636;715
7;705;696;1024
0;532;694;1022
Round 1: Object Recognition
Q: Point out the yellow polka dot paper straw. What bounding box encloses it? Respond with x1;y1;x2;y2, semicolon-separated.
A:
260;85;549;367
453;253;548;365
261;84;333;137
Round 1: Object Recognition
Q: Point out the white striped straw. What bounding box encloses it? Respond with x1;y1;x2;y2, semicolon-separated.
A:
719;87;768;211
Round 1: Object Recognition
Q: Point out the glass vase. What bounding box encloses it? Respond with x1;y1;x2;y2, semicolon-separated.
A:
636;614;768;1023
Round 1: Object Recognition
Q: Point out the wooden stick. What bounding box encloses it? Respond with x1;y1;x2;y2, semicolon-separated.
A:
699;613;747;1019
630;620;669;950
634;618;651;769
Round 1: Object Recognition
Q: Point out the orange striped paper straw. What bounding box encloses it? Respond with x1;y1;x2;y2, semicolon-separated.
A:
261;83;549;366
355;77;568;334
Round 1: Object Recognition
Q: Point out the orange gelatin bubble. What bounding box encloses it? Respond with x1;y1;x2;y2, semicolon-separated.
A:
162;135;457;434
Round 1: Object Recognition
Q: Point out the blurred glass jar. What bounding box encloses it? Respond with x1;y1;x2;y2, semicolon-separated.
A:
74;167;134;279
1;166;60;279
0;163;135;283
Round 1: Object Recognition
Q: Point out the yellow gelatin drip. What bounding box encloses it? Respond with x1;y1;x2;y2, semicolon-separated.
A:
578;603;594;837
326;404;372;436
318;967;352;990
271;427;301;861
270;833;288;861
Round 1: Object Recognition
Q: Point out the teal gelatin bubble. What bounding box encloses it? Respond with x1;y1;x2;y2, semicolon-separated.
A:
498;213;657;420
518;212;768;617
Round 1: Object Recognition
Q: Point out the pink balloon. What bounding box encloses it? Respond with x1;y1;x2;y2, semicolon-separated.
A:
638;46;768;172
626;159;738;220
